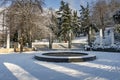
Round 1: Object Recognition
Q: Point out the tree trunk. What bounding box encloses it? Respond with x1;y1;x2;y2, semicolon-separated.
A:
88;27;92;47
20;39;23;52
64;34;67;43
49;33;53;49
28;30;32;48
64;39;67;43
28;34;32;48
68;32;72;49
19;33;23;52
14;42;17;52
28;42;32;48
102;27;105;38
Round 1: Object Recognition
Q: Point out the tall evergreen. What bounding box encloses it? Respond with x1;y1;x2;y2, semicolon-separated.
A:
56;1;82;48
57;1;72;43
80;4;98;47
72;11;81;37
57;1;78;48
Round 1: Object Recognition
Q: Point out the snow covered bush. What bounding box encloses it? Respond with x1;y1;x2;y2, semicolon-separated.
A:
91;45;120;52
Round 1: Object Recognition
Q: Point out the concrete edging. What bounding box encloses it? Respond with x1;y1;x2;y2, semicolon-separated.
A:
34;52;96;62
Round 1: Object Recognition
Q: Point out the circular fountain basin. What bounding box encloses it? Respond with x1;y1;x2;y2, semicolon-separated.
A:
34;52;96;62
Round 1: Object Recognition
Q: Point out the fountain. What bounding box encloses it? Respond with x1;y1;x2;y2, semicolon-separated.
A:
34;51;96;62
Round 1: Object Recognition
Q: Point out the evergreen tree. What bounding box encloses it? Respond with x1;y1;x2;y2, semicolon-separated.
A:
57;1;72;43
72;11;81;37
80;4;98;47
113;10;120;33
56;1;75;48
56;1;81;48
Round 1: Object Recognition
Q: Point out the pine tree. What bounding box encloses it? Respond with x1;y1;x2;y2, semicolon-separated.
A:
113;10;120;33
80;4;98;47
56;1;73;48
72;11;81;37
56;1;81;48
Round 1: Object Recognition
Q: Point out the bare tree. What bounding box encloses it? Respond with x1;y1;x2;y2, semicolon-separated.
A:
0;0;44;52
92;0;108;37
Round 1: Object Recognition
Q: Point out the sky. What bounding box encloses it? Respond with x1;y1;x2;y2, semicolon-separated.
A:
0;0;97;11
44;0;97;11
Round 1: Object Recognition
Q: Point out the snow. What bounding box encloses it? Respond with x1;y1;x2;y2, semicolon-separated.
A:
91;27;120;51
32;36;87;44
4;63;38;80
32;36;87;50
72;37;87;43
94;28;113;46
0;51;120;80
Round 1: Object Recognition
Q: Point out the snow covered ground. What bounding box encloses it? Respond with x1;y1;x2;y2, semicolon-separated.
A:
72;36;87;43
0;51;120;80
